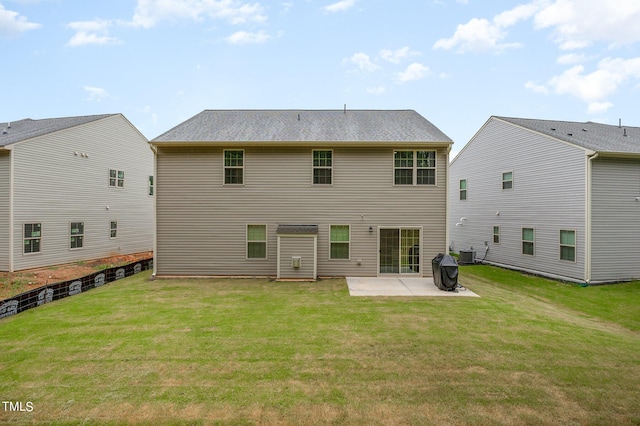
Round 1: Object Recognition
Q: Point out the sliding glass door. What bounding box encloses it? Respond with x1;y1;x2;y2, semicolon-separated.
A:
379;228;421;274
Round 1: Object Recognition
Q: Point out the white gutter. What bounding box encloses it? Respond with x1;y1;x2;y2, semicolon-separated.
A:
585;151;599;284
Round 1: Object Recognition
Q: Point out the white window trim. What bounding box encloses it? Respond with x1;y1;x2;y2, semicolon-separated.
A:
393;150;437;186
560;229;577;263
460;178;467;200
23;222;42;255
522;227;535;256
223;149;245;186
493;225;500;245
246;224;268;260
110;221;118;239
312;149;333;186
109;169;125;188
502;171;513;190
329;224;350;260
70;221;85;250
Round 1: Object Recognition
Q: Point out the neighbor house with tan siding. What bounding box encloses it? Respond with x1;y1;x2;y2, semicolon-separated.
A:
0;114;153;272
150;109;453;280
449;116;640;283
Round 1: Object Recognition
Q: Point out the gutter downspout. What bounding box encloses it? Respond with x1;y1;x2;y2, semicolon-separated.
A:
445;144;452;254
150;144;158;279
585;151;599;284
8;148;14;273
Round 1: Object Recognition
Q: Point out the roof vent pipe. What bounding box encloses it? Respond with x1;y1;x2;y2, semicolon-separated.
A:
624;128;627;137
619;118;622;128
7;122;10;128
344;104;346;114
297;113;300;121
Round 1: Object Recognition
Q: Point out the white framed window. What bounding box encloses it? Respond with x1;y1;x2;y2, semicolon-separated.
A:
330;225;350;260
560;230;576;262
493;226;500;244
148;176;154;196
109;169;125;188
522;227;534;256
23;223;42;254
70;222;84;249
110;221;118;239
313;150;332;185
394;150;436;185
460;179;467;200
502;171;513;190
247;224;267;259
224;150;244;185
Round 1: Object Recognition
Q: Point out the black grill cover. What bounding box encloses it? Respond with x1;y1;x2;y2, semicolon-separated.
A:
432;253;459;291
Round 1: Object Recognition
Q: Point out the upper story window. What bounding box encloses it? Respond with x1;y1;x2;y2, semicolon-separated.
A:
24;223;42;254
313;150;332;185
224;150;244;185
394;150;436;185
502;171;513;190
459;179;467;200
70;222;84;249
148;176;154;196
109;169;125;188
110;221;118;239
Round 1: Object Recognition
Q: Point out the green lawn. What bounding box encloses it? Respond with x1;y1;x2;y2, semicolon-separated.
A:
1;265;639;425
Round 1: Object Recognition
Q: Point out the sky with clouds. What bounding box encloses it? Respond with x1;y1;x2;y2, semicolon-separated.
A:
2;0;640;155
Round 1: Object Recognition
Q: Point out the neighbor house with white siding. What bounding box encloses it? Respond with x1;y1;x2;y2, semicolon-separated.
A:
0;114;153;272
449;116;640;283
150;109;453;280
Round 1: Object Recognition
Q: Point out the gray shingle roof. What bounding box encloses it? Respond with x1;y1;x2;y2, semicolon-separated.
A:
152;110;452;143
496;116;640;154
0;114;115;147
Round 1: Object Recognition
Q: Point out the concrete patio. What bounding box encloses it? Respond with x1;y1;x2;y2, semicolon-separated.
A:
346;277;480;297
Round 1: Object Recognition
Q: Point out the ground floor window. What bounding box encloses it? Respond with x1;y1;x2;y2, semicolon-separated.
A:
70;222;84;249
560;230;576;262
24;223;42;254
330;225;350;259
110;221;118;239
247;224;267;259
522;227;534;255
493;226;500;244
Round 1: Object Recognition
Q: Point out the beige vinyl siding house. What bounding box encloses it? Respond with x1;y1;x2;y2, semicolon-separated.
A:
449;116;640;283
0;114;153;272
150;109;453;279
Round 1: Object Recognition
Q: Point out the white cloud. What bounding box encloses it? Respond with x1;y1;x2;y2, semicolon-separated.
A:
433;2;541;54
534;0;640;50
0;3;40;37
345;52;379;72
379;47;420;64
526;57;640;113
548;58;640;102
224;30;271;44
324;0;357;13
130;0;267;28
366;86;386;95
524;81;549;94
394;63;430;83
83;86;110;102
66;19;120;47
557;53;589;65
587;101;614;114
